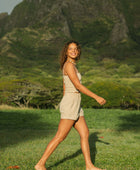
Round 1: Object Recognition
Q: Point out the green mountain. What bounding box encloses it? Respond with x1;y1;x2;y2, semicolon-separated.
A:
0;0;139;108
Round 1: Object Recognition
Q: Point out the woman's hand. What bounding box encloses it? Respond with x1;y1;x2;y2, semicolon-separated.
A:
95;96;106;105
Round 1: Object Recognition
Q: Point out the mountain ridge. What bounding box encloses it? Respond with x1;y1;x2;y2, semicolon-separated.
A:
0;0;131;43
0;0;139;76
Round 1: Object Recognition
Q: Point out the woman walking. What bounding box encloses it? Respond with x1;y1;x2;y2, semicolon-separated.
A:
35;40;106;170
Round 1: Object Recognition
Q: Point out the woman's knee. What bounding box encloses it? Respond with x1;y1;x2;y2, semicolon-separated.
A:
80;129;89;139
54;133;67;143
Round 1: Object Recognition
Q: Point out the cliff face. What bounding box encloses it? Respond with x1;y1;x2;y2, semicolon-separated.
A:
0;0;133;44
0;0;139;77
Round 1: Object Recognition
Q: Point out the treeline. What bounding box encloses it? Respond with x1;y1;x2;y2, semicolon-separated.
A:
81;81;139;109
0;79;62;109
0;79;139;110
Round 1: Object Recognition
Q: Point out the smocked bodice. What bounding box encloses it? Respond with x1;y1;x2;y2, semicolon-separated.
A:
63;72;81;93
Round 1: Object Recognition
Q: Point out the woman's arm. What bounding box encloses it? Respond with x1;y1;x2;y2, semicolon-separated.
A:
65;62;106;105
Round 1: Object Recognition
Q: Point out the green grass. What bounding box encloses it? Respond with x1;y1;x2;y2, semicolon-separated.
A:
0;108;140;170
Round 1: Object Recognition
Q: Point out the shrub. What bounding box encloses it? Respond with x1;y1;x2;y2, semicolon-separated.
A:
101;58;119;69
81;81;139;109
117;64;135;77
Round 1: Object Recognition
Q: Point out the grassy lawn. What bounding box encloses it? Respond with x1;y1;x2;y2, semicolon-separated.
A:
0;108;140;170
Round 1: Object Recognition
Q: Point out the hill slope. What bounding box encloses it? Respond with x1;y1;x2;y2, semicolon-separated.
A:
0;0;139;108
0;0;139;75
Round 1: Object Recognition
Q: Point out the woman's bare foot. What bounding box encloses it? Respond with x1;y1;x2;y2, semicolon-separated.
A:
34;164;47;170
86;164;106;170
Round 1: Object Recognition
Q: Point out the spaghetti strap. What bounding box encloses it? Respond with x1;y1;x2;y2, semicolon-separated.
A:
63;62;69;75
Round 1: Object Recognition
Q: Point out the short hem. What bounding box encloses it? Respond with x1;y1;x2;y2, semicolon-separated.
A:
60;115;84;121
60;108;84;120
60;116;78;121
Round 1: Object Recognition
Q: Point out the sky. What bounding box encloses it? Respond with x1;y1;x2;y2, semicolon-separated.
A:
0;0;23;14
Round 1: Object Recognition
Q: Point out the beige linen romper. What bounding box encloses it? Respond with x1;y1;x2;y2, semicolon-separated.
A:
59;64;84;120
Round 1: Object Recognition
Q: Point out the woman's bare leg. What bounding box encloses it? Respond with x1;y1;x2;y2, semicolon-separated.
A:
35;119;75;170
74;116;105;170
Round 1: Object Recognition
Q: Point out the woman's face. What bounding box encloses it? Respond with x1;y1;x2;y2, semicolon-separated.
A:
67;43;79;60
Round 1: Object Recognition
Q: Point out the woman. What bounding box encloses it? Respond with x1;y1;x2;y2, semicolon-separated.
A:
35;40;106;170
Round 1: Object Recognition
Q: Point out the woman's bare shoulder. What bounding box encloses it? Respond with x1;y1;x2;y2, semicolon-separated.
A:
64;62;75;72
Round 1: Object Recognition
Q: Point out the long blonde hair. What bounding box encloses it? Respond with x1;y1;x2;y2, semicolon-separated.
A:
60;40;81;70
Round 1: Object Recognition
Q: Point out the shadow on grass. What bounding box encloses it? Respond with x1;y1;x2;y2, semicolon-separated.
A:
47;148;82;169
89;132;110;164
0;110;58;148
48;132;109;169
118;112;140;131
